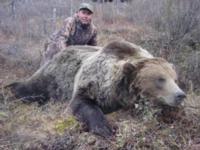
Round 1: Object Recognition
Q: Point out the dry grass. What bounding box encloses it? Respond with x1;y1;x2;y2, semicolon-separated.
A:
0;89;200;149
0;0;200;149
1;25;200;149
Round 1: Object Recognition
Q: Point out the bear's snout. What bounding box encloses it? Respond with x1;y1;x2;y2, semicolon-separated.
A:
175;91;186;104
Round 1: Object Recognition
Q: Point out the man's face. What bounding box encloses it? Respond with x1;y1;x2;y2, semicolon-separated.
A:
77;9;93;25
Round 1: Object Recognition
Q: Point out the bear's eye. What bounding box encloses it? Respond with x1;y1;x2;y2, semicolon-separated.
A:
155;77;166;89
158;77;166;83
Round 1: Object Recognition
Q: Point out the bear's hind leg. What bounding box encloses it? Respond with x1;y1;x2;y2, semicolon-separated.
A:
6;80;49;104
70;96;113;138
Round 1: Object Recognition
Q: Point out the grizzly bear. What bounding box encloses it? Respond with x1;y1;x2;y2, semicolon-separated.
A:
7;40;186;137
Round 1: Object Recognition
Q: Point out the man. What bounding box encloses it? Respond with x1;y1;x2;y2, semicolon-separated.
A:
41;3;97;64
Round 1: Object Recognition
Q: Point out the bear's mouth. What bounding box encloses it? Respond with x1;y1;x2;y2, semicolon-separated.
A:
156;97;184;108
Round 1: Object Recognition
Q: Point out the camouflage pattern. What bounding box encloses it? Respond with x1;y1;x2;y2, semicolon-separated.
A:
41;15;97;65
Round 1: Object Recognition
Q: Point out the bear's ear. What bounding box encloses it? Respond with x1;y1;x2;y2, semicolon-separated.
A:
123;63;137;75
170;63;176;70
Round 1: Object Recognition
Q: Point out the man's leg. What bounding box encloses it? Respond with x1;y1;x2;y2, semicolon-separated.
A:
41;42;60;66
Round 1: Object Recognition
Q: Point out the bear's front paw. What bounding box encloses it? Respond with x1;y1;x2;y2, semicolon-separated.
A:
90;123;114;138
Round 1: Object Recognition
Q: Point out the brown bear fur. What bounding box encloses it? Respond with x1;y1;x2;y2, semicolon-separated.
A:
7;40;186;137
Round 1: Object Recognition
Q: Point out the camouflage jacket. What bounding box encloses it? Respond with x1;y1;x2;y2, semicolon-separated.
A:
49;15;97;50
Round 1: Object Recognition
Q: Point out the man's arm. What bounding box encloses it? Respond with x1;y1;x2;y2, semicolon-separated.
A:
54;17;74;50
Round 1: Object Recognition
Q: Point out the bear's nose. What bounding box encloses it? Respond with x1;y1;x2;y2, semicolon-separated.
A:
175;92;186;104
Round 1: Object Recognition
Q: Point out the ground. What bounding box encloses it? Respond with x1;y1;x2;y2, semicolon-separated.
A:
0;47;200;150
0;24;200;149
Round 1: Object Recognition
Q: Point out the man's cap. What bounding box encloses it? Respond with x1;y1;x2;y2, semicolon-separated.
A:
79;3;94;13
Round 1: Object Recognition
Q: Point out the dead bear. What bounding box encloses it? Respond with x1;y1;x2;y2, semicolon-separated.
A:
7;40;186;138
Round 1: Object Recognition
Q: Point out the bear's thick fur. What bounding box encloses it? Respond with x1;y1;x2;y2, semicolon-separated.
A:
8;40;186;137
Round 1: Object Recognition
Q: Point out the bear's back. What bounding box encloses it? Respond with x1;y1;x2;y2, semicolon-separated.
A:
41;46;101;100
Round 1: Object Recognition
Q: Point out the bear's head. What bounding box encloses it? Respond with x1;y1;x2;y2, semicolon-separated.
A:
103;40;186;107
124;58;186;107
